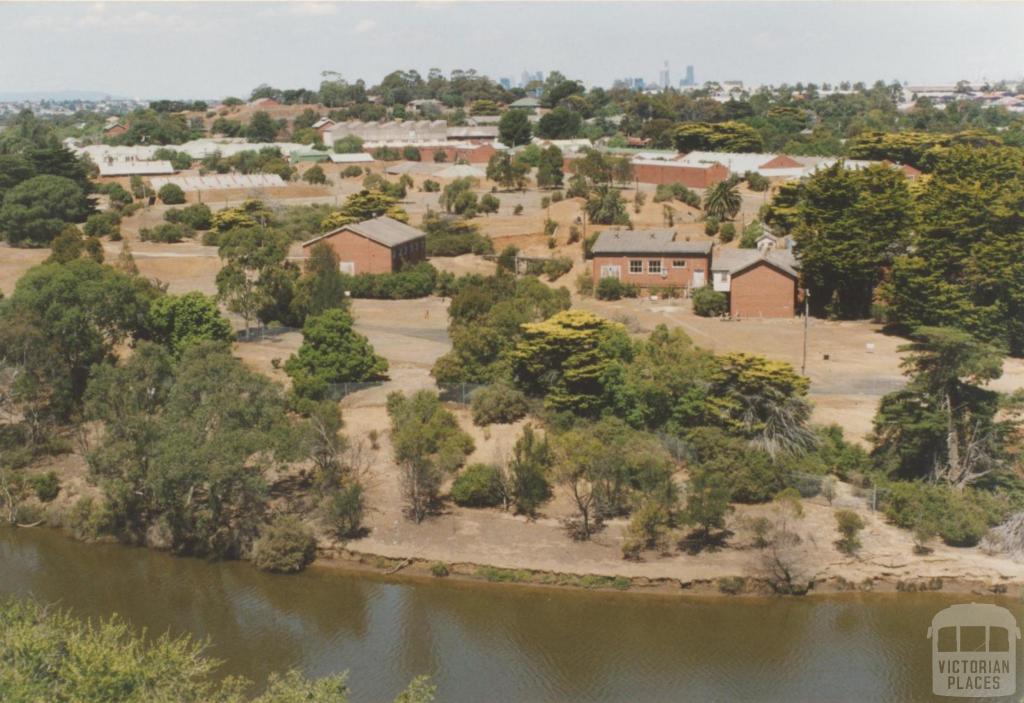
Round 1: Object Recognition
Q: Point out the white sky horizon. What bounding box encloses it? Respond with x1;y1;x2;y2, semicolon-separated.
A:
1;1;1022;100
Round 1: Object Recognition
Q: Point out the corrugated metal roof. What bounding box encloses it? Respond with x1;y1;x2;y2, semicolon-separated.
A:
327;152;374;164
98;160;174;176
303;216;425;249
591;229;712;256
711;248;799;277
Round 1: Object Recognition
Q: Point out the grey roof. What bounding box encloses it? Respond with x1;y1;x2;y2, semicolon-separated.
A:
590;229;713;256
302;216;425;249
711;248;799;277
509;97;541;108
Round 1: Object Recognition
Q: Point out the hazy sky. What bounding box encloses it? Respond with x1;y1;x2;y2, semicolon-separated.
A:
1;1;1022;99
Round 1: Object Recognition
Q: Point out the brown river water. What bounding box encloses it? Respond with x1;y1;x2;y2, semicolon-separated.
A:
1;527;1020;702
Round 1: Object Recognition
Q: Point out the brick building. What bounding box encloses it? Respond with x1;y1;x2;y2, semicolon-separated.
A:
301;216;426;275
631;157;730;189
710;248;799;318
591;229;712;293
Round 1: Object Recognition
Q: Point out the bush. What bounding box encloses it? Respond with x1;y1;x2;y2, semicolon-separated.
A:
164;202;212;230
704;216;720;236
158;183;186;205
543;256;573;281
692;286;728;316
719;222;736;243
402;146;422;161
28;472;60;502
422;179;440;193
551;190;564;203
252;516;317;573
341;165;363;178
433;151;448;163
575;271;594;295
139;222;194;243
881;482;1005;548
341;262;439;299
450;463;505;508
326;482;366;538
430;562;450;576
745;171;770;192
834;509;865;554
423;212;493;256
513;204;523;215
596;277;637;300
470;383;529;426
82;212;120;238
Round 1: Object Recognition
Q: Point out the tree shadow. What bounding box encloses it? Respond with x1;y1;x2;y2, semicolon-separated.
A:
678;528;733;555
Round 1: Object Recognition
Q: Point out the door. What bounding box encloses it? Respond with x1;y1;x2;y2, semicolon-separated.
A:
692;270;705;288
600;265;621;279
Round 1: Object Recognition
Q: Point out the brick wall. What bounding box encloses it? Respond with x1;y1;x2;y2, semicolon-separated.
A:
729;262;797;318
308;229;425;275
592;253;709;290
632;162;730;189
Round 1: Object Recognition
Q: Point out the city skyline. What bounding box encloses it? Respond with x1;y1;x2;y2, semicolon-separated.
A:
1;2;1023;99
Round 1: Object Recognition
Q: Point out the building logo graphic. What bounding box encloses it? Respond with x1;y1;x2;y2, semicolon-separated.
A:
928;603;1020;697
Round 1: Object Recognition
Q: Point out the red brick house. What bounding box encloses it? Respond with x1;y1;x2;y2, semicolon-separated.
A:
103;122;127;138
710;247;799;318
591;229;712;293
301;216;426;275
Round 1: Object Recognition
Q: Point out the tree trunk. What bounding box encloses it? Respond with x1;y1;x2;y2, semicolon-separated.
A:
944;389;963;490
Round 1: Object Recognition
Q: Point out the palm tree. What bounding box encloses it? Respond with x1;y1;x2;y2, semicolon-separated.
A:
703;179;742;221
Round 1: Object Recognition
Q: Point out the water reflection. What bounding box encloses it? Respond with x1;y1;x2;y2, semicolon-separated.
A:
1;528;1020;702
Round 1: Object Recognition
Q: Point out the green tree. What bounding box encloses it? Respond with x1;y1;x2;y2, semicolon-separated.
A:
508;423;552;515
498;109;532;147
486;152;529;191
536;107;582;139
215;227;291;337
510;309;630;416
147;291;233;356
292;241;349;320
333;134;365;154
585;184;630;225
321;190;409;229
158;183;185;205
246;111;279;142
536;144;564;189
673;121;764;152
284;309;388;400
301;164;327;185
702;179;742;221
871;326;1013;486
684;465;733;544
387;390;474;522
0;175;89;246
792;163;914;318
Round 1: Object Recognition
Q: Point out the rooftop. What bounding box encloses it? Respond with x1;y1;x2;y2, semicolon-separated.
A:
591;229;713;256
303;215;425;249
711;247;799;277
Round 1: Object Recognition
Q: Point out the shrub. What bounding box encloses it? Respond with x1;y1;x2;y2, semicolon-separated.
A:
717;576;746;595
165;202;212;230
83;211;120;238
479;193;500;215
139;222;194;243
834;509;865;554
596;277;637;300
704;216;720;236
692;286;728;316
430;562;450;577
882;482;1006;547
551;190;564;203
422;179;440;193
252;516;317;573
326;482;366;538
450;463;505;508
341;262;439;299
513;204;523;215
28;472;60;502
719;222;736;243
543;256;573;281
341;165;364;178
433;151;448;163
575;271;594;295
470;383;529;426
745;171;770;192
157;183;186;205
402;146;421;161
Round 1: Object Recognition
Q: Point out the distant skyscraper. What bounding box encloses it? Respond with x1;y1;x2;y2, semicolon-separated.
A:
659;60;670;90
499;77;512;90
684;65;695;86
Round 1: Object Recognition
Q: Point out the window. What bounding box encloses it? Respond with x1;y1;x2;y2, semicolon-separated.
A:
672;259;687;269
629;259;643;274
647;259;662;274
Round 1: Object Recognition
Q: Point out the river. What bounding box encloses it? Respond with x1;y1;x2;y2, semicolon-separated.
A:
1;527;1019;702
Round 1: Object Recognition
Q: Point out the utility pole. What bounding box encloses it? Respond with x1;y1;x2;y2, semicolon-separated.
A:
801;288;810;376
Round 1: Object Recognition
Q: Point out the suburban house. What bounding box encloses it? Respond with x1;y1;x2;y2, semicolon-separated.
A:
591;229;712;293
710;245;800;318
103;119;127;138
312;117;336;137
301;216;427;275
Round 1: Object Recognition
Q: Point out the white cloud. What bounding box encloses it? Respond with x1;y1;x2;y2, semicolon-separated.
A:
353;18;377;35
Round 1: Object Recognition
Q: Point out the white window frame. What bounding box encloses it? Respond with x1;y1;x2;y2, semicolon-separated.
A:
629;259;643;274
647;259;662;274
